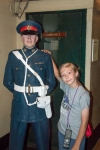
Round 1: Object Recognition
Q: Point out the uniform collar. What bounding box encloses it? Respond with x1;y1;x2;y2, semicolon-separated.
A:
23;46;36;53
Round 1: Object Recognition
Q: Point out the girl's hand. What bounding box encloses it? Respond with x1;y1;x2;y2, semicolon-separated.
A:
71;144;79;150
42;50;51;55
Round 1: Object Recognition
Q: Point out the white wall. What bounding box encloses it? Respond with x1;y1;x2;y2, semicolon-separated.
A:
0;0;17;137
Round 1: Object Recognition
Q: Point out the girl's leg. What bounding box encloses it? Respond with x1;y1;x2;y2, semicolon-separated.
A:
58;130;86;150
58;130;69;150
79;136;86;150
70;136;86;150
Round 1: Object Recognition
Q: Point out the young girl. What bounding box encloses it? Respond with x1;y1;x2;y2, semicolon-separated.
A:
43;50;90;150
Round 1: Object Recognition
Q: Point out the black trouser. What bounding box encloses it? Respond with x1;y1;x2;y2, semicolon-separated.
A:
9;119;49;150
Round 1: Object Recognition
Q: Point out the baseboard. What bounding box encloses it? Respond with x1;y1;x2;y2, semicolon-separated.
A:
0;133;9;150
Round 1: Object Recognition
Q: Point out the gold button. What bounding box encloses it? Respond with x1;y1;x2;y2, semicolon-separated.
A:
28;84;30;86
28;74;30;77
32;49;35;52
28;94;31;96
16;68;18;70
40;68;42;70
24;49;26;52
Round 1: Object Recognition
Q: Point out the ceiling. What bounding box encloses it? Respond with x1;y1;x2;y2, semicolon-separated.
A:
15;0;38;1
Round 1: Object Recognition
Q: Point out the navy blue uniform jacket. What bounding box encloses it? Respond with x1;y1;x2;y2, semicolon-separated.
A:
3;49;56;122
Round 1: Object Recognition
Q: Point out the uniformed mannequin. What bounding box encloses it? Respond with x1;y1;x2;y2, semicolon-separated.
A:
3;20;56;150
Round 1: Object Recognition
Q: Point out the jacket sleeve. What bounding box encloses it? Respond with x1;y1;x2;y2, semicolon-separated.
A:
3;52;14;93
46;54;56;94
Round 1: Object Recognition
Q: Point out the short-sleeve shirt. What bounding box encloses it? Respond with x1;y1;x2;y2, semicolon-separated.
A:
58;79;90;139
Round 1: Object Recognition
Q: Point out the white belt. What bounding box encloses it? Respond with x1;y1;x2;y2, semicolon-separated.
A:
14;83;52;118
14;84;49;96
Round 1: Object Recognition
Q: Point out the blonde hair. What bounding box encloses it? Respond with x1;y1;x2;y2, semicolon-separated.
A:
59;62;80;78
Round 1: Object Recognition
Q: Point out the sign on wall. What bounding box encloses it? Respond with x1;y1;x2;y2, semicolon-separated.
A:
92;39;99;62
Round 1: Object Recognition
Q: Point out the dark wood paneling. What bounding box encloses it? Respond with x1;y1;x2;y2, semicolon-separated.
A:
0;133;9;150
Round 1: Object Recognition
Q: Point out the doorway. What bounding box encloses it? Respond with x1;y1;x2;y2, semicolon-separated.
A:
26;9;86;149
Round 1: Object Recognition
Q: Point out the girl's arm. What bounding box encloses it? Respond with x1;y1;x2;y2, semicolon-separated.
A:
43;50;61;81
71;108;89;150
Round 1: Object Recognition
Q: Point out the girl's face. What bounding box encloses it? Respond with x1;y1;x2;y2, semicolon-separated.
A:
60;66;79;88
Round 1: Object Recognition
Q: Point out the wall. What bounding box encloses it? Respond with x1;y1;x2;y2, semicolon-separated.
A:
0;0;16;137
90;0;100;128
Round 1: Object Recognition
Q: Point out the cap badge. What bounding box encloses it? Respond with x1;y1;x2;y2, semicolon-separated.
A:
27;25;31;31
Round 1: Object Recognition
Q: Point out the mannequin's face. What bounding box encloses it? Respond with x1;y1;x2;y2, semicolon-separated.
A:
20;34;38;48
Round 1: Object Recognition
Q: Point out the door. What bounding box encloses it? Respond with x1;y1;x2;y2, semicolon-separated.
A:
26;9;86;149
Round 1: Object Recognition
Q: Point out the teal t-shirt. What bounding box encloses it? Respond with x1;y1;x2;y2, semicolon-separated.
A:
58;79;90;139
